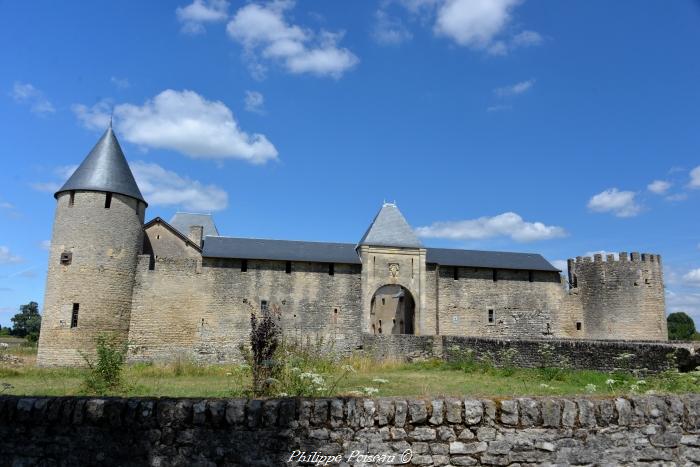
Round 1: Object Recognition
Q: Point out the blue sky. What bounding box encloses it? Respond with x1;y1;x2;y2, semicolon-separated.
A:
1;0;700;327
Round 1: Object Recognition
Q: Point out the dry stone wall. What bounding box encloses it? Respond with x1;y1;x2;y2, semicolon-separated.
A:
2;395;700;466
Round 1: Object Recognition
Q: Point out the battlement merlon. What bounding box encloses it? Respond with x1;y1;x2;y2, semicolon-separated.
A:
567;252;662;265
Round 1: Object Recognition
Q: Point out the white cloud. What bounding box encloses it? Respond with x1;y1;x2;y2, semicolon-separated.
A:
0;246;23;264
666;290;700;321
690;166;700;189
486;104;512;112
587;188;641;218
176;0;229;34
30;165;77;193
131;161;228;211
647;180;671;194
226;1;358;78
73;90;278;164
683;269;700;286
511;30;543;48
666;193;688;202
494;79;534;97
415;212;567;242
72;100;112;130
110;76;130;89
373;9;413;45
434;0;539;55
244;90;265;114
10;82;55;115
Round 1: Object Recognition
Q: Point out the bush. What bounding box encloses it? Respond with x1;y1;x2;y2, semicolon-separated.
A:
668;312;696;341
248;309;282;396
80;333;127;394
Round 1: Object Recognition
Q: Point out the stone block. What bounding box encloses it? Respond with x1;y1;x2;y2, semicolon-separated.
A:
409;400;428;424
429;399;444;425
446;398;462;423
541;399;561;427
500;400;518;426
463;399;483;425
225;399;245;425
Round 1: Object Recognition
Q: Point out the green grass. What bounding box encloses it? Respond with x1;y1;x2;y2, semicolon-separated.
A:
2;345;699;398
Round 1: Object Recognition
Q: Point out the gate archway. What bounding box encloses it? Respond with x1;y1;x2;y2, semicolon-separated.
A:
369;285;415;335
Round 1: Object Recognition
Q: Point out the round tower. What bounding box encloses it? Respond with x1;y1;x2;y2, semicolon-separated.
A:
567;252;667;341
37;126;147;366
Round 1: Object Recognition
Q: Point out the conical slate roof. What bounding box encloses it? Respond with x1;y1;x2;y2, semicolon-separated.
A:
358;203;423;248
55;127;146;204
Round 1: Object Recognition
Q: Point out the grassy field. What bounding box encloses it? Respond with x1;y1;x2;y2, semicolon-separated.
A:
2;344;699;398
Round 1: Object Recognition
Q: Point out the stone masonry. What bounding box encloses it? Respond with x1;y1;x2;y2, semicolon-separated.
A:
3;394;700;466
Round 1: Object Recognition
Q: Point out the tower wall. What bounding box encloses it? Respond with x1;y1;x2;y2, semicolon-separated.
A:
37;191;145;366
568;252;667;341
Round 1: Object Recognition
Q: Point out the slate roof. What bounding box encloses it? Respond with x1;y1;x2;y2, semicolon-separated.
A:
56;126;146;204
201;236;558;271
427;248;560;271
358;203;423;248
170;213;219;238
203;237;361;264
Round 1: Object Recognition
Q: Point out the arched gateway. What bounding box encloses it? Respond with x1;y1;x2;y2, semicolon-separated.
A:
370;285;415;335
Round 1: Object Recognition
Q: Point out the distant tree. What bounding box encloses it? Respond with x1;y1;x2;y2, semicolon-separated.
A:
10;301;41;342
0;326;10;336
667;312;696;341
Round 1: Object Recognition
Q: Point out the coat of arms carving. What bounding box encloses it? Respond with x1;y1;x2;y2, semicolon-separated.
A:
389;263;399;278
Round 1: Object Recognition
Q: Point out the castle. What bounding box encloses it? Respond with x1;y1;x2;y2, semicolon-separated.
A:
36;128;668;366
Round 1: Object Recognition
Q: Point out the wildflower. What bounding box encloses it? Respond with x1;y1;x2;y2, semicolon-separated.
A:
629;384;639;392
362;387;379;396
372;378;389;384
539;383;551;389
225;372;232;376
605;379;616;386
277;392;288;397
290;367;301;373
0;343;8;349
636;380;647;385
585;384;597;393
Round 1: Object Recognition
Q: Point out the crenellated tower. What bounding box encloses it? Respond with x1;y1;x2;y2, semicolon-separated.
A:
37;127;147;366
567;252;667;341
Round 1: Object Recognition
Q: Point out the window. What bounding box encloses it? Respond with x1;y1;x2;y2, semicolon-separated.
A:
241;259;248;272
285;261;292;274
156;234;160;240
488;309;495;324
453;267;459;281
70;303;79;328
104;192;112;209
492;269;498;282
60;251;72;266
382;298;385;306
329;263;334;276
260;300;268;313
69;191;75;207
576;322;582;331
528;271;534;282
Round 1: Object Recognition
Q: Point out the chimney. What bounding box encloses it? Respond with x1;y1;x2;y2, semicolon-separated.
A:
188;225;204;248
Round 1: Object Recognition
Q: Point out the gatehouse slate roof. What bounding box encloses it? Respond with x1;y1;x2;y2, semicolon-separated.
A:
358;203;423;248
202;236;559;271
55;126;146;204
170;213;219;238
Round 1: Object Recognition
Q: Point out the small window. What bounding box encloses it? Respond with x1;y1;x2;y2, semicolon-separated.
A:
576;322;582;331
492;269;498;282
285;261;292;274
382;298;385;306
68;191;75;207
156;234;160;240
453;267;459;281
488;309;495;324
70;303;79;328
329;263;334;276
645;278;650;285
60;251;72;265
104;192;112;209
260;300;268;313
528;271;534;282
241;259;248;272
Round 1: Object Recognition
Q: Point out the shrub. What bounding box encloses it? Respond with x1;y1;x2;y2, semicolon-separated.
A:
667;312;696;341
249;308;282;396
80;333;127;394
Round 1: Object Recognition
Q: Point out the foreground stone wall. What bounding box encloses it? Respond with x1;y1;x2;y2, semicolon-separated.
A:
362;335;699;373
2;395;700;466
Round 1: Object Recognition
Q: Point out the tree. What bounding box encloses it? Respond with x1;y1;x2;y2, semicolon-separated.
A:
10;301;42;342
667;312;696;341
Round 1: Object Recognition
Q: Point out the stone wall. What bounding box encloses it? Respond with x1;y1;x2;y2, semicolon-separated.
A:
363;335;699;373
2;394;700;466
128;256;362;363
